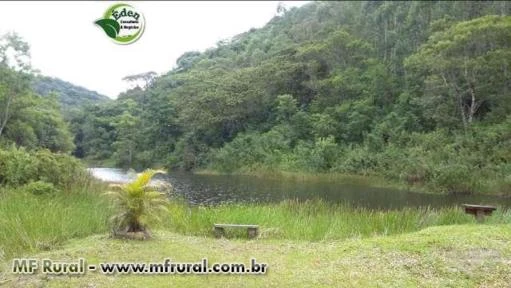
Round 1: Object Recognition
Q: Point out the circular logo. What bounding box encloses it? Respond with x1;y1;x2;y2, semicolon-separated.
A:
94;3;145;45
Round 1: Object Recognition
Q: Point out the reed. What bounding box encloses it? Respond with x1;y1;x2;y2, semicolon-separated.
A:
162;199;511;240
0;185;111;262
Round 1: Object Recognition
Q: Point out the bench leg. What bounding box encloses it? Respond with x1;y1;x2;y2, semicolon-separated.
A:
247;227;258;239
476;210;485;223
214;227;225;238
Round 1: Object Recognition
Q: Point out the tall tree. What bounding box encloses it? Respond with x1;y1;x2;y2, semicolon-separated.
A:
122;71;158;90
405;16;511;129
111;100;140;168
0;33;32;138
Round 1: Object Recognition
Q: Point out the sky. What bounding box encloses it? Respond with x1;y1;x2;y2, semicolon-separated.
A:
0;1;309;99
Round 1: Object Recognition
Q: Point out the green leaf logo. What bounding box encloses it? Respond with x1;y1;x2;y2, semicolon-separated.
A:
95;3;145;45
94;19;121;39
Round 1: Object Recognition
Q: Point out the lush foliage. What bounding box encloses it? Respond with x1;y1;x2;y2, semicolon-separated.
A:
68;2;511;194
104;169;169;238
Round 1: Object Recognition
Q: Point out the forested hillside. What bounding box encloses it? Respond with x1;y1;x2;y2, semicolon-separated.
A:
70;1;511;195
33;76;110;112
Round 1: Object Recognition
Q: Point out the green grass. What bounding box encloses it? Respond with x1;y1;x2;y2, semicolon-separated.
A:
0;184;111;262
162;199;511;241
1;184;510;287
2;184;510;264
1;225;510;287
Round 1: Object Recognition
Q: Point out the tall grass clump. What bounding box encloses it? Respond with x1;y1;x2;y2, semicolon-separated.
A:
163;199;511;241
0;146;111;262
0;186;110;262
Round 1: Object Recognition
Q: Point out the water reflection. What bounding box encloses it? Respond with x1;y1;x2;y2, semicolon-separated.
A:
88;168;511;209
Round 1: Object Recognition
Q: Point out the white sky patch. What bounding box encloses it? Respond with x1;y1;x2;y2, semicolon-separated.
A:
0;1;309;98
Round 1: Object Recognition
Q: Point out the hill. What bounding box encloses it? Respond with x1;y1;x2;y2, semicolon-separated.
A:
32;76;110;110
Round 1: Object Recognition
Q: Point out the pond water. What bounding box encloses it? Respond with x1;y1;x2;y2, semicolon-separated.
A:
88;168;511;210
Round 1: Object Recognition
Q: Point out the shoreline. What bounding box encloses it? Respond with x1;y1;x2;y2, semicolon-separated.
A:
194;168;510;197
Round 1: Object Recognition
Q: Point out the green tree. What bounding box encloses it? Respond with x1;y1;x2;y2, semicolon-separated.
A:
0;33;32;138
405;16;511;129
122;71;158;90
6;93;75;152
111;101;140;168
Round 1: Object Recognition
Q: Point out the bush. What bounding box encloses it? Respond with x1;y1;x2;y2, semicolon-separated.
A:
431;164;480;194
0;146;87;191
333;146;379;175
209;128;293;172
0;146;39;186
23;181;59;195
293;136;339;172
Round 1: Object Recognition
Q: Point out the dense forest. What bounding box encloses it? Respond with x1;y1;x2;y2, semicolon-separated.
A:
33;76;110;113
2;1;511;195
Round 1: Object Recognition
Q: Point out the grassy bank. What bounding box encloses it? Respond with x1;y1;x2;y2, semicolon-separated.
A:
2;187;510;263
0;185;111;262
163;199;511;240
1;184;510;287
2;225;511;287
0;146;113;261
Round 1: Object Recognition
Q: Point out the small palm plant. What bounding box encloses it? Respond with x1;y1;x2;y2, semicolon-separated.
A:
104;169;170;240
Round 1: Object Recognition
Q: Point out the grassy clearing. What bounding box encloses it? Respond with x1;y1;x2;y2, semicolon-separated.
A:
0;184;111;262
162;199;511;240
1;225;510;287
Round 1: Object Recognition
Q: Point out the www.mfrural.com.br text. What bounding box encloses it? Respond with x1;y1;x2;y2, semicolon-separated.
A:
12;258;268;275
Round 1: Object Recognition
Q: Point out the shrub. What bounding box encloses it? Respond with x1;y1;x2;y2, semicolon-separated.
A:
22;181;59;195
333;146;379;175
432;164;480;194
0;146;86;191
293;136;338;172
0;146;38;186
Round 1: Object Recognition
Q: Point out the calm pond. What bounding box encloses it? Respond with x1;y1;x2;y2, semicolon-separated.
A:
88;168;511;210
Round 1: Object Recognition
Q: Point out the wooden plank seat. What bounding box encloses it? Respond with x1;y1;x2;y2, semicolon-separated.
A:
213;224;259;239
462;204;497;222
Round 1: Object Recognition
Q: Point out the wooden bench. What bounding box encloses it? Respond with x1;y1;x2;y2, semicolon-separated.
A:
213;224;259;239
462;204;497;222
